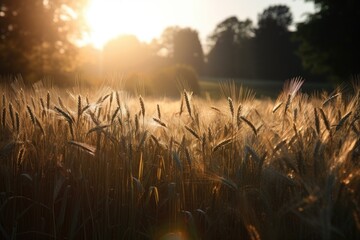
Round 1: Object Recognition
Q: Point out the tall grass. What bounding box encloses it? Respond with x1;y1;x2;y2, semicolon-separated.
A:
0;79;359;239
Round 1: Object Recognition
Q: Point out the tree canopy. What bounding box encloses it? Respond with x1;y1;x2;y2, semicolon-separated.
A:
254;5;302;80
206;16;255;78
206;6;302;80
159;27;204;74
257;5;293;30
0;0;88;82
296;0;360;81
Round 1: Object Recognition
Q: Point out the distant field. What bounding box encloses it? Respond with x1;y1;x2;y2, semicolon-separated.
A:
200;77;334;99
0;79;359;239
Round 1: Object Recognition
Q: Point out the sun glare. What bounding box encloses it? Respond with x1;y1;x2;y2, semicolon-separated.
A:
85;0;161;49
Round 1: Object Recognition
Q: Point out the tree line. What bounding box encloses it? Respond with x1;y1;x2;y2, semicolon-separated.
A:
0;0;359;86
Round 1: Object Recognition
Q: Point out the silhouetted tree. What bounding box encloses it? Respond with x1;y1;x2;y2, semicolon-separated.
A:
159;27;204;74
206;17;255;78
174;28;204;74
103;35;152;73
258;5;292;29
254;5;302;80
159;26;180;58
0;0;87;83
296;0;360;82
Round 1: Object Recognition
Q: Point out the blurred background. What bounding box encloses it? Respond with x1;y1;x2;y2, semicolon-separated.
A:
0;0;359;97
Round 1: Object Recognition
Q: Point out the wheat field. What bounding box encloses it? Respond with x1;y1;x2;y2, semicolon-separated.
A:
0;78;359;240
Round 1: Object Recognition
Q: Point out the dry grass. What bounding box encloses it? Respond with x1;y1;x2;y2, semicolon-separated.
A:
0;78;359;239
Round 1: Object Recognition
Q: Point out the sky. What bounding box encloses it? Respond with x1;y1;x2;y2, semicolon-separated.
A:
85;0;316;48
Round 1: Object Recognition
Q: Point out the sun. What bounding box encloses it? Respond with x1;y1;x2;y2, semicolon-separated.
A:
85;0;162;49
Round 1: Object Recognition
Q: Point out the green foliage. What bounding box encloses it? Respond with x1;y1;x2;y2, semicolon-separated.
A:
296;0;360;82
254;5;303;80
0;0;88;82
160;27;204;74
206;6;303;80
257;5;293;29
206;17;255;78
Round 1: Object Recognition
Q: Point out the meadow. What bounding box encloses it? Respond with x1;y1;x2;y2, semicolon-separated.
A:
0;78;359;240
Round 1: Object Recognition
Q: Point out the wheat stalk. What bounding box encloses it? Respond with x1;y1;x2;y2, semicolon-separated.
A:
184;90;192;118
293;108;298;123
54;106;74;124
157;104;161;120
185;126;200;140
151;134;160;148
35;117;45;135
87;124;110;135
240;116;257;135
77;95;82;123
111;107;121;124
318;108;331;133
139;95;145;118
314;108;320;135
17;148;25;167
135;114;139;133
153;118;167;128
272;102;283;113
236;104;242;127
46;91;50;110
8;103;14;129
227;97;234;118
15;112;19;133
137;131;148;150
2;93;5;109
208;127;213;143
179;95;184;116
31;97;36;111
335;111;352;131
2;107;6;128
39;97;45;110
68;140;96;156
115;91;120;107
322;93;340;107
58;96;66;110
213;138;233;152
27;105;36;125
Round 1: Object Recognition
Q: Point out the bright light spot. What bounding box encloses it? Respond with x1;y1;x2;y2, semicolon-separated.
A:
85;0;162;49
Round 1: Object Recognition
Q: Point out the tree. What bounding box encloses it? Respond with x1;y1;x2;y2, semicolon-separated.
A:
258;5;292;30
296;0;360;82
159;26;180;58
0;0;88;83
206;16;255;78
208;17;254;47
254;5;302;80
103;35;151;73
173;28;204;74
159;27;204;74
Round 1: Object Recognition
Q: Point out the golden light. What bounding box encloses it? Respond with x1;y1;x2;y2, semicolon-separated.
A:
85;0;162;49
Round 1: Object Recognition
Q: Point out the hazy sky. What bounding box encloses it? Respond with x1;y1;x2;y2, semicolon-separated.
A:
86;0;316;48
151;0;315;43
